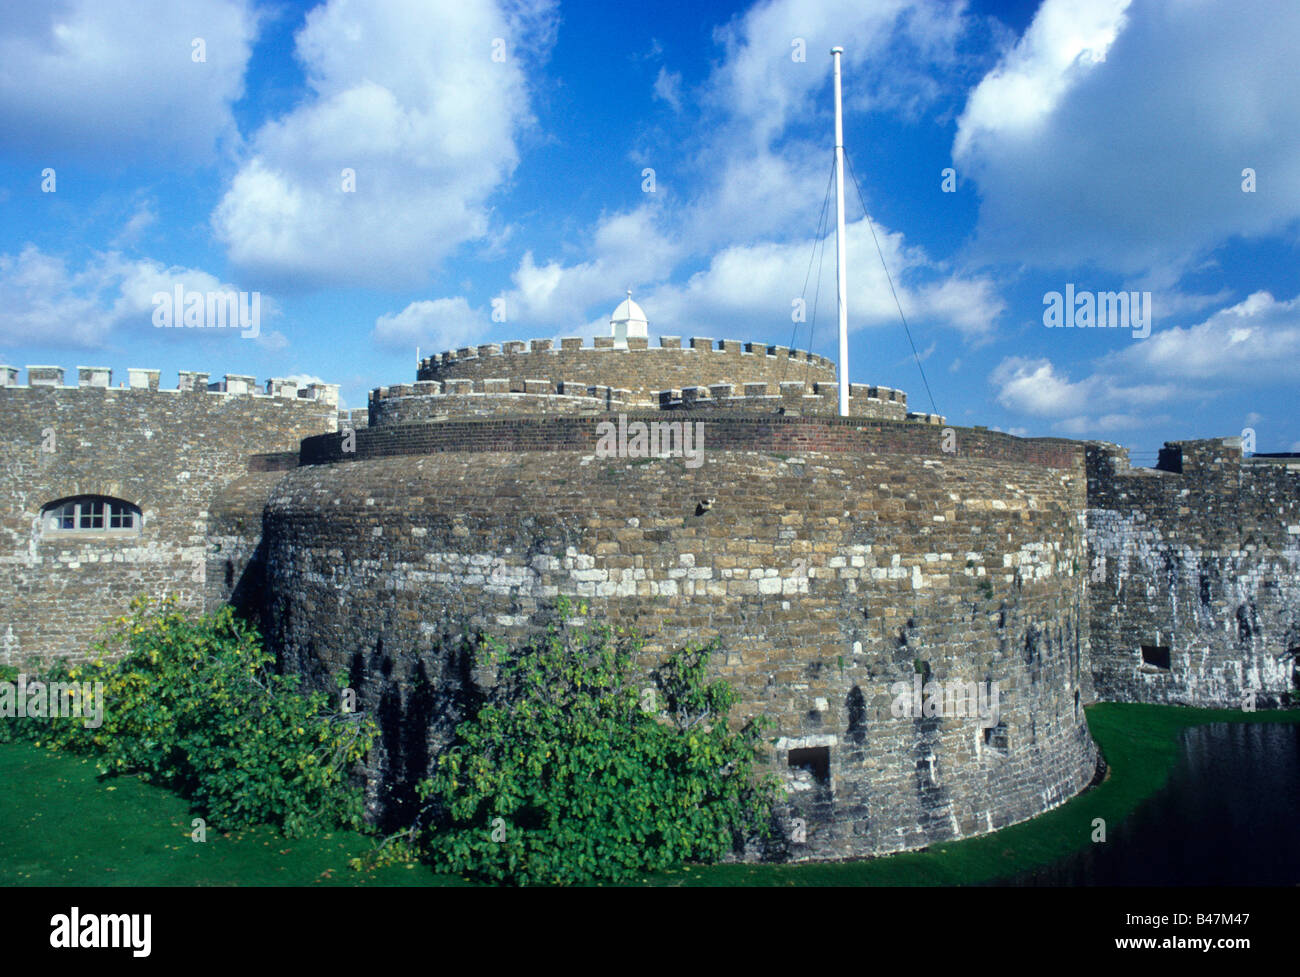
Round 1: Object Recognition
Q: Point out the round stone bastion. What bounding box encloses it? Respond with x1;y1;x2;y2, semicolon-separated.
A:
262;414;1099;860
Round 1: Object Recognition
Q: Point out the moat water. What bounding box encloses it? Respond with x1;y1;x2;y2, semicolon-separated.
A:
995;722;1300;885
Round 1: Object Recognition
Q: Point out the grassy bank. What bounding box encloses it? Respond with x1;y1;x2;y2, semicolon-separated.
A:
678;702;1300;885
2;702;1296;886
0;744;463;886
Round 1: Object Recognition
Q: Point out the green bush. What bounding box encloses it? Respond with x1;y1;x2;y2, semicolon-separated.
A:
4;596;375;838
416;598;782;885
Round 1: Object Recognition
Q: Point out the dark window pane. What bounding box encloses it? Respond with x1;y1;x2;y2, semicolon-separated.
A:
48;497;136;532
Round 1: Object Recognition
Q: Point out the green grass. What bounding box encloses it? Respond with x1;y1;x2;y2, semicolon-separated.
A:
0;744;465;886
670;702;1300;886
2;702;1296;886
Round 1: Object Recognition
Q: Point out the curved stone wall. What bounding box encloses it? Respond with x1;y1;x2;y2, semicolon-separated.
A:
369;388;629;426
416;336;840;405
263;426;1098;859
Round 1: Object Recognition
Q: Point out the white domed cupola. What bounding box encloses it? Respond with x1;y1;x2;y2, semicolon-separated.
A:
610;290;648;345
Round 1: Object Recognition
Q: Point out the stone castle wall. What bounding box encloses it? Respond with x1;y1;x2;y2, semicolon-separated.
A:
369;377;919;425
416;336;840;406
5;338;1295;865
247;418;1098;858
299;414;1070;467
369;382;632;425
1086;438;1300;706
0;366;338;664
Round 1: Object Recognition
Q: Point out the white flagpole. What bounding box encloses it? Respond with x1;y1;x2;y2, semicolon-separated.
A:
831;46;850;418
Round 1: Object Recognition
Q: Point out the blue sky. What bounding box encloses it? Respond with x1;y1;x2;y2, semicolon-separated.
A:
1;0;1297;461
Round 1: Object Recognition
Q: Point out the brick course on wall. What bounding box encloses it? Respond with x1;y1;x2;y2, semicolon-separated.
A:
1086;438;1300;706
301;414;1078;469
0;371;337;663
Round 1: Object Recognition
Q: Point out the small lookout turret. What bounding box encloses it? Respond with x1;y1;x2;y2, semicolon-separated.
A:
610;290;648;346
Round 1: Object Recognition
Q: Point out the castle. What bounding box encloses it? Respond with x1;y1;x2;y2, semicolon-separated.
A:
2;300;1297;861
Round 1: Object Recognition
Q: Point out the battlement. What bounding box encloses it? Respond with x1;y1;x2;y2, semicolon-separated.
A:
365;375;940;426
413;336;841;406
1086;436;1259;481
0;365;339;408
368;378;635;425
653;380;925;422
417;336;836;373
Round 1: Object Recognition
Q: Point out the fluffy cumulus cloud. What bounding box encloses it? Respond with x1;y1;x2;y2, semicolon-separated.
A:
502;205;683;328
372;297;490;354
0;245;264;349
494;201;1001;342
989;355;1172;434
705;0;969;145
989;289;1300;434
1113;291;1300;382
642;218;1002;339
479;0;999;341
990;356;1093;416
954;0;1300;273
679;0;975;254
0;0;257;161
213;0;558;288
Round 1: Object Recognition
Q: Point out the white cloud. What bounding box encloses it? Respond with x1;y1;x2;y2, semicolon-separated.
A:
991;356;1092;416
254;330;289;351
954;0;1300;273
1113;291;1300;381
0;245;258;349
111;200;158;248
990;290;1300;439
704;0;969;146
642;217;1003;340
653;67;683;112
213;0;558;288
372;297;489;353
491;1;1001;343
953;0;1130;160
283;372;326;387
0;0;256;161
1052;412;1157;435
492;208;1002;344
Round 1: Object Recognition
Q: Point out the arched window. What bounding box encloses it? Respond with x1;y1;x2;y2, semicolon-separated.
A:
41;496;141;534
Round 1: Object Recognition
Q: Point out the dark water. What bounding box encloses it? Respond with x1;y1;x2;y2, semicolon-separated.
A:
997;722;1300;885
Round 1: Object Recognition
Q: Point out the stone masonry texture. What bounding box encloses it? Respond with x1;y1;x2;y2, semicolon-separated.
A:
1086;439;1300;707
0;372;336;663
2;346;1296;863
252;417;1097;857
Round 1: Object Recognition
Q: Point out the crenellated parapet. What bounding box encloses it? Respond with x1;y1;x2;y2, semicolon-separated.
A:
369;378;634;425
366;374;936;425
0;365;338;408
414;336;840;405
655;380;923;422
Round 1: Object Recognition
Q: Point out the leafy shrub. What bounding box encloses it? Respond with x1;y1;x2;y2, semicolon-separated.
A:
416;598;782;885
6;596;374;838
